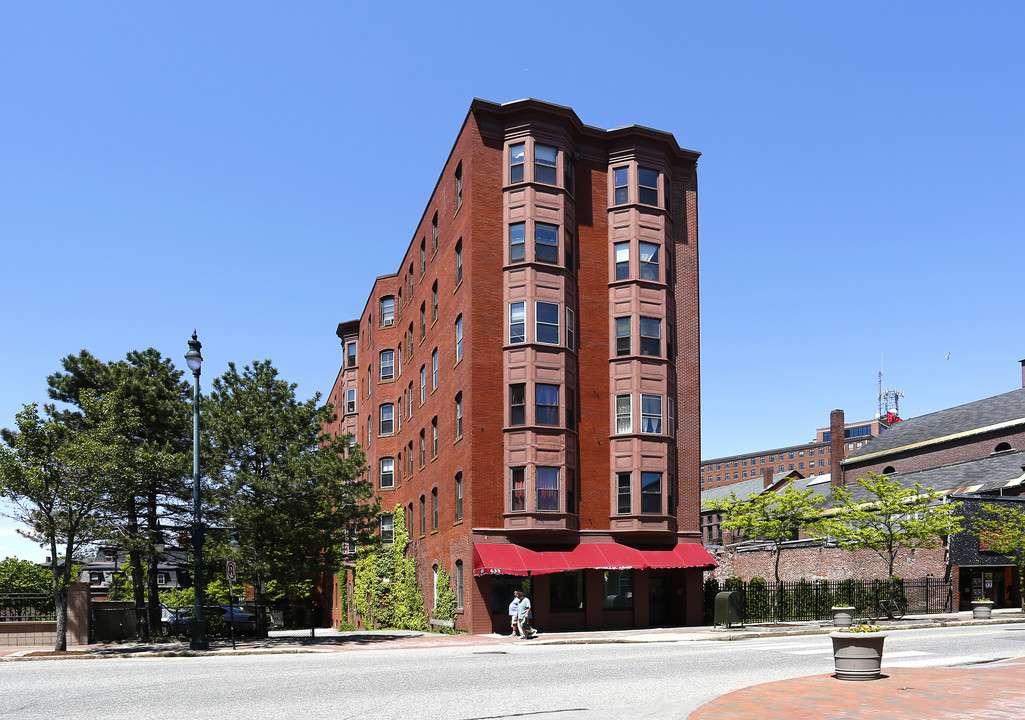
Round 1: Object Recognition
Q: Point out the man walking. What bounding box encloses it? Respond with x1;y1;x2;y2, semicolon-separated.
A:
508;592;520;636
515;590;535;639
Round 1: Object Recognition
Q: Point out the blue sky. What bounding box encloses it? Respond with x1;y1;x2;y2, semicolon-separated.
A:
2;3;1023;561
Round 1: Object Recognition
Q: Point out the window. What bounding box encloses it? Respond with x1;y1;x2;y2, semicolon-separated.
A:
566;308;575;351
639;242;660;281
535;144;557;185
615;317;631;356
615;394;632;434
536;301;560;345
454;392;463;438
345;342;357;368
641;472;662;514
638;168;659;206
641;394;662;434
431;282;438;322
510;383;526;426
407;323;414;356
379;458;394;489
615;242;630;280
380;514;394;545
535;384;559;426
550;571;582;612
510;143;525;183
602;570;633;610
455;239;463;284
431;416;438;458
419;366;426;404
455;472;463;521
565;230;574;271
535;222;558;264
454;161;462;206
380;297;395;327
408;441;414;474
564;153;574;193
537;467;560;511
510;467;526;512
455;561;464;608
380;350;395;381
616;472;632;514
510;222;525;263
454;315;463;362
668;398;676;438
509;302;525;344
420;239;426;275
567;467;576;515
419;495;426;536
432;349;438;389
345;388;356;415
613;166;629;204
431;487;438;531
419;303;426;339
419;429;426;467
431;211;438;254
566;388;576;431
640;317;661;357
380;404;395;436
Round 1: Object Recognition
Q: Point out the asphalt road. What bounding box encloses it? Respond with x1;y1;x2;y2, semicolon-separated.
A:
2;625;1022;720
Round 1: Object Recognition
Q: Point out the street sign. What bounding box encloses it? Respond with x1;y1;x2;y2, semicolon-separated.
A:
226;560;236;583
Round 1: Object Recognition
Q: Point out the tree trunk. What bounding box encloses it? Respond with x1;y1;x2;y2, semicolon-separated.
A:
145;488;161;636
127;506;149;640
51;536;68;652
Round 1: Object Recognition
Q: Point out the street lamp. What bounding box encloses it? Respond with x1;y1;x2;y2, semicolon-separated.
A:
185;330;208;651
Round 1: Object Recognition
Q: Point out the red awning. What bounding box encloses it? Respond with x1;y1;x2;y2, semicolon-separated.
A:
473;542;716;577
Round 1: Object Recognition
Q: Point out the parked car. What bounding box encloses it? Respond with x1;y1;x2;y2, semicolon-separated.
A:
162;604;257;636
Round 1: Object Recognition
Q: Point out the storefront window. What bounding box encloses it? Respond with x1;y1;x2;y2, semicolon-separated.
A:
601;570;634;610
550;570;584;613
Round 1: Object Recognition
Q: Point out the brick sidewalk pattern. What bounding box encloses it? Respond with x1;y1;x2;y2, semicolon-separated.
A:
688;659;1025;720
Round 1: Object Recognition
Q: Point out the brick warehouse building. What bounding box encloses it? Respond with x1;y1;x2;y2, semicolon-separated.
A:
324;98;716;634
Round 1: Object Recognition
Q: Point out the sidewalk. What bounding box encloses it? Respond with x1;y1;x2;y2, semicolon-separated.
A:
4;610;1025;719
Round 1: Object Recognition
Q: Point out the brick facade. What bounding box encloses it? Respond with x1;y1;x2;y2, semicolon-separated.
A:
326;99;711;633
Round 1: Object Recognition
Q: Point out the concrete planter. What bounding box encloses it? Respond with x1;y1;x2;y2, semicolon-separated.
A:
971;600;994;619
831;606;857;627
830;631;887;681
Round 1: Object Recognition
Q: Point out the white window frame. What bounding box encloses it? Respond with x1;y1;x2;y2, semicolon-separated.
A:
379;403;395;436
641;394;663;434
566;307;575;351
535;301;560;345
345;388;356;415
380;350;395;381
615;394;632;434
379;457;395;489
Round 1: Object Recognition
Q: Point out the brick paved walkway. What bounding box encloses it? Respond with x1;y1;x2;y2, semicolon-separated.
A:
687;658;1025;720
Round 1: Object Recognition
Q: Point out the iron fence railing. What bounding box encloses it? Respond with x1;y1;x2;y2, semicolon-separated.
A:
702;577;953;624
0;594;56;622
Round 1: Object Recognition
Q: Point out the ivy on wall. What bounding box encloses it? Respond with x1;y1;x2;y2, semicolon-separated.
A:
351;505;427;630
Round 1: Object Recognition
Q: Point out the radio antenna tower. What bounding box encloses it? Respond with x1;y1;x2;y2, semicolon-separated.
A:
877;356;904;419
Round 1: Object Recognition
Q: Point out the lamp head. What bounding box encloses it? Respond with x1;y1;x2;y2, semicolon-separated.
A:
185;330;203;374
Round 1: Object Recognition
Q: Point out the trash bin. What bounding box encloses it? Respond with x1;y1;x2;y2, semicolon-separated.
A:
714;591;744;628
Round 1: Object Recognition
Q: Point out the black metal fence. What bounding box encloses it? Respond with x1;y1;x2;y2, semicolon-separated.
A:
0;594;56;622
702;577;953;624
158;601;325;640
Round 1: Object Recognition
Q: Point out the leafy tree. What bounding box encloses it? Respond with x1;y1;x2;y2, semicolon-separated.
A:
0;391;139;649
972;502;1025;611
828;472;961;609
707;484;826;585
0;557;52;594
202;360;375;618
47;348;192;637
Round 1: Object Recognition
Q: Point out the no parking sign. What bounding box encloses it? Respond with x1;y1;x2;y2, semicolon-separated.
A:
226;560;237;583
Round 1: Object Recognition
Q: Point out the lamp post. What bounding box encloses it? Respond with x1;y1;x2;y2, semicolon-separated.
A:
185;330;208;651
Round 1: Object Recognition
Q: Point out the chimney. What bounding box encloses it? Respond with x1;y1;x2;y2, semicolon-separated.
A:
763;467;774;489
830;408;845;487
1020;358;1025;389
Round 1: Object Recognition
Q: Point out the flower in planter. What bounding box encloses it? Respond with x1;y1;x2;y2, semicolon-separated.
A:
837;624;881;633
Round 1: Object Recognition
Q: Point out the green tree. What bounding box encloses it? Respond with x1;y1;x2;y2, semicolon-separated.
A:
47;348;192;638
0;391;139;650
0;557;52;594
202;360;375;616
828;472;961;608
707;484;826;585
972;502;1025;611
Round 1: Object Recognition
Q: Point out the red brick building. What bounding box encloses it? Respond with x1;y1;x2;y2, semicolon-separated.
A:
324;98;715;633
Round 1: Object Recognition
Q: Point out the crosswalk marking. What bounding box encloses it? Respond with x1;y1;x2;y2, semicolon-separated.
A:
884;655;987;668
